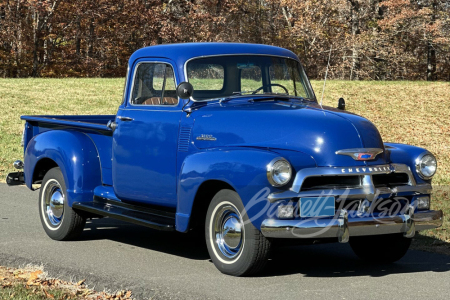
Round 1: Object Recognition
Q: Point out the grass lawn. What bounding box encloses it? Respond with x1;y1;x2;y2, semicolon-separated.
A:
0;78;449;247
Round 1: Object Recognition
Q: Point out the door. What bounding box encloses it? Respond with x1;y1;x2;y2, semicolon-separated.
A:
112;61;182;207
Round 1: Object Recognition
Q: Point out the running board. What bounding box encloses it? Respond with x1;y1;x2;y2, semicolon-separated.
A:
72;199;175;231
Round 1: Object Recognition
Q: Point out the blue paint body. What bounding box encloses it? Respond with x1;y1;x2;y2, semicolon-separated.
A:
20;43;434;233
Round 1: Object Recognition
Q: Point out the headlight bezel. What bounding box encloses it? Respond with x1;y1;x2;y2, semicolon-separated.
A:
267;157;292;187
415;152;437;180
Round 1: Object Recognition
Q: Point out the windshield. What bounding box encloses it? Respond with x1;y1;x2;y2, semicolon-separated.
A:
186;55;315;101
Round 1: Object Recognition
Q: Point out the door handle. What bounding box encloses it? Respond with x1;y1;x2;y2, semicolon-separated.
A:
117;116;134;121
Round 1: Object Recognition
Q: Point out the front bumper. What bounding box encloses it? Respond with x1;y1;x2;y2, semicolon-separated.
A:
261;209;443;242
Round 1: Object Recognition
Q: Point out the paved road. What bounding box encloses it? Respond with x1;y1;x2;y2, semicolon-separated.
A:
1;183;450;299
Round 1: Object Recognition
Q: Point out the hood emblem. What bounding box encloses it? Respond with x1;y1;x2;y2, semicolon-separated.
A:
196;134;217;141
335;148;383;161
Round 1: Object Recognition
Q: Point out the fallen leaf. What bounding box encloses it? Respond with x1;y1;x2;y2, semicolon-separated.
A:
43;288;55;299
77;279;85;286
27;270;43;285
17;273;29;279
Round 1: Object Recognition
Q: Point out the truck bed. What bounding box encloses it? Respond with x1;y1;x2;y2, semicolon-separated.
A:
21;115;115;133
22;114;115;186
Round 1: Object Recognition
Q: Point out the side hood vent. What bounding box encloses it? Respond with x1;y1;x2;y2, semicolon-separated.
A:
178;126;192;152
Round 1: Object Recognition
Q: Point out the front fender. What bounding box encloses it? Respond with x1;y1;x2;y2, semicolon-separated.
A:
176;148;315;232
24;130;101;206
385;142;432;185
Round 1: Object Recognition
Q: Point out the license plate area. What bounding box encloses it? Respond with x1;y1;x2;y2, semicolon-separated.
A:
300;196;336;218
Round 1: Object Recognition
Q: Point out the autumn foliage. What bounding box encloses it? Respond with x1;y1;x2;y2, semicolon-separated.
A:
0;0;449;80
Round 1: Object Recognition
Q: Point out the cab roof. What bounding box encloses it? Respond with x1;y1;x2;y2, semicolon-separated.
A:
128;43;299;68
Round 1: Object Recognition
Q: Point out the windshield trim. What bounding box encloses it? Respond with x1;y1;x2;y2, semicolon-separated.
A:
183;54;315;102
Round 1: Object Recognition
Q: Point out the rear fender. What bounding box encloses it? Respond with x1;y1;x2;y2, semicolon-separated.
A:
24;130;101;206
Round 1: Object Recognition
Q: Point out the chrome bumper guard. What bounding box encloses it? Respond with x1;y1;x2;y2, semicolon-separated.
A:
260;209;443;242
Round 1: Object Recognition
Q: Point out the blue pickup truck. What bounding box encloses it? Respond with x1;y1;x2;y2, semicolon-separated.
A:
7;43;442;276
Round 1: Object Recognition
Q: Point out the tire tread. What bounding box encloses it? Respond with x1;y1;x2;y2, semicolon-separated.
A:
39;167;86;241
206;189;271;276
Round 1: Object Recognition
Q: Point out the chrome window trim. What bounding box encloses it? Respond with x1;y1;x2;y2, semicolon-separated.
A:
415;151;437;180
128;61;179;107
183;54;315;102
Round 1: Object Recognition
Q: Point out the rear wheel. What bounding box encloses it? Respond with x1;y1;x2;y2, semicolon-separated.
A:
349;233;412;263
39;167;86;241
205;189;271;276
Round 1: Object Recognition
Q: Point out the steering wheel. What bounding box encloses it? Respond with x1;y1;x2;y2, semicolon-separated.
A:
251;83;289;95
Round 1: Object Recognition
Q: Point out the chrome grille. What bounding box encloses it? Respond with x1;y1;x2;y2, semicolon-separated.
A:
372;173;410;188
300;173;410;192
301;176;361;191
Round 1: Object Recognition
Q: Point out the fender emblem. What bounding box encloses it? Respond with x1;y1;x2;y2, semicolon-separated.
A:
196;134;217;141
335;148;383;161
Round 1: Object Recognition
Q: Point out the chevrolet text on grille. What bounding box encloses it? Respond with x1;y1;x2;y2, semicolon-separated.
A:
341;166;390;173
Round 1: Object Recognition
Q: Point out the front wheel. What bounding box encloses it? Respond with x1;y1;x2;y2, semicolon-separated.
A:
349;233;412;263
205;189;271;276
39;167;86;241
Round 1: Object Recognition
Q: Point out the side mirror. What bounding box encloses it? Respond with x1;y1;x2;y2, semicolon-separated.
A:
337;97;345;110
176;82;194;99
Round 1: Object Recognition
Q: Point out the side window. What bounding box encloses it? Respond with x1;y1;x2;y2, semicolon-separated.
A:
130;63;178;106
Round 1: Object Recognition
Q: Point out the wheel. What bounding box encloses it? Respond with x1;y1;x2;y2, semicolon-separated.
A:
205;189;271;276
39;167;86;241
349;233;412;263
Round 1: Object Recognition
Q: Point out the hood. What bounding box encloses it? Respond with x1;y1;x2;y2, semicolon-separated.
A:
191;100;387;167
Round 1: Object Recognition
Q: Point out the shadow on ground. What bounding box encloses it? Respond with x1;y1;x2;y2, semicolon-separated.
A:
81;217;450;278
81;218;210;260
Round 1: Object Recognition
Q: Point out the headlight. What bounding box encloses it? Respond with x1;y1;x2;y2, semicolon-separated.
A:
415;152;437;180
267;158;292;187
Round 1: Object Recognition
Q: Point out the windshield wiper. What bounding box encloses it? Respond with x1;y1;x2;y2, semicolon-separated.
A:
217;94;308;104
250;96;291;102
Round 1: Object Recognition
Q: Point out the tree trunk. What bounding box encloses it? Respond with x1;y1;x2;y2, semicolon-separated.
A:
349;0;360;80
427;0;437;81
76;18;81;56
427;41;436;81
32;10;40;77
87;17;94;58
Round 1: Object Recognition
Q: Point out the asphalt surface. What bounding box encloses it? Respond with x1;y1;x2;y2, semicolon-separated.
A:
1;183;450;299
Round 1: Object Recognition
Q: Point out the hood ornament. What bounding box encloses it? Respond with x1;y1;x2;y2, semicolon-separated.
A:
335;148;383;161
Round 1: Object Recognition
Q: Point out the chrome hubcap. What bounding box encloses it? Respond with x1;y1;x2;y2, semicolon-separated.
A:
43;180;65;226
214;205;244;259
